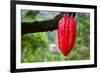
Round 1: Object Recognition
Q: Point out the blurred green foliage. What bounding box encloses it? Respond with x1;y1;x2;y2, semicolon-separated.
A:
21;10;39;22
21;32;49;62
21;10;90;63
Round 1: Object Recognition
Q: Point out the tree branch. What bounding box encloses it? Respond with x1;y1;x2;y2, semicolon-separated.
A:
22;13;62;34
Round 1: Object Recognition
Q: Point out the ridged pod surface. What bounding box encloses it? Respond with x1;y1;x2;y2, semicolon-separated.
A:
58;16;76;56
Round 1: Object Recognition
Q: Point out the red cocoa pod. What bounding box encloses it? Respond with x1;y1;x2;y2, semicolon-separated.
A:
58;16;76;56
